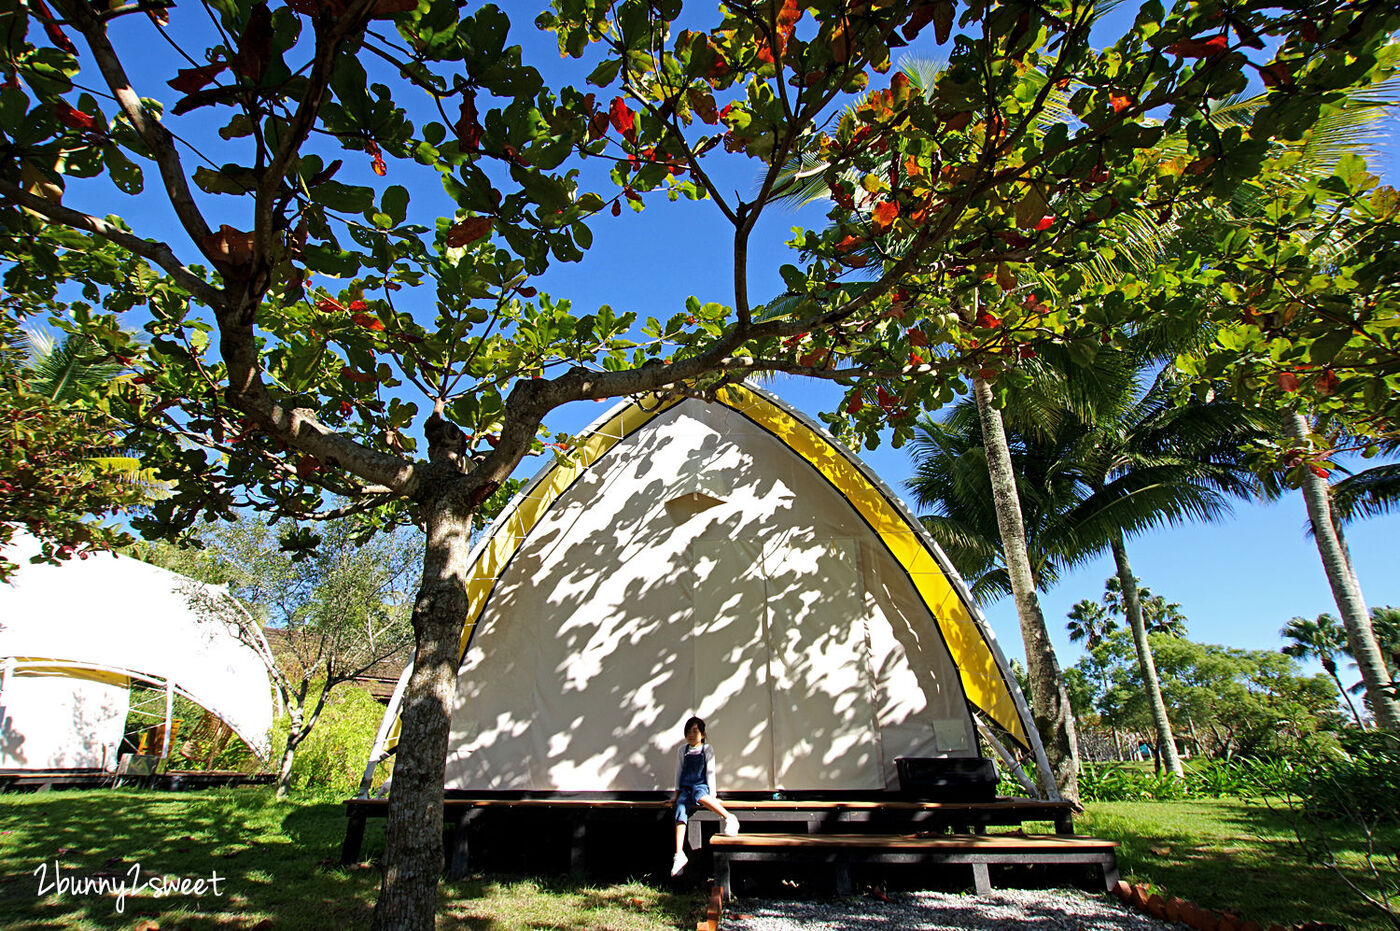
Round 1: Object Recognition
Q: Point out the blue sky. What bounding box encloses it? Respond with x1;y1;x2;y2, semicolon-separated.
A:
53;6;1400;680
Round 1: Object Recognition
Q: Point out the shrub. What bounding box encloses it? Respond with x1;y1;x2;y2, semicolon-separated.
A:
270;683;389;801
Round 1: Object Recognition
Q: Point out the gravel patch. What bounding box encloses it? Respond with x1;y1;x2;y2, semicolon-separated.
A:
723;888;1184;930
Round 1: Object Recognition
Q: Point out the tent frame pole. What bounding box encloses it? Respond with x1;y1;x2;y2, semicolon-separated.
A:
975;717;1040;798
161;680;174;761
358;655;415;798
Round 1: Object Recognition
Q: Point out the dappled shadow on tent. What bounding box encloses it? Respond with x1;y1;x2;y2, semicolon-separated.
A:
444;399;976;795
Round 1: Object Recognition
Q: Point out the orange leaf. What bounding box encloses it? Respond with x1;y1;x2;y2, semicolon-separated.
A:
872;200;899;232
1110;94;1132;114
316;296;345;313
351;313;385;332
455;93;482;150
202;225;255;270
446;217;492;247
341;366;377;385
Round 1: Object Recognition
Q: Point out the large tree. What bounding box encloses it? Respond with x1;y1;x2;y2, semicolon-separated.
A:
3;0;1397;925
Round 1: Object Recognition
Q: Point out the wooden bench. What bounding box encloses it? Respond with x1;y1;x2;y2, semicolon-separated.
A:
709;832;1119;899
340;796;1077;878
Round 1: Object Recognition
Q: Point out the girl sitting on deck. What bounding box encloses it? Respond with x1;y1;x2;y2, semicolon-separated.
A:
670;715;739;877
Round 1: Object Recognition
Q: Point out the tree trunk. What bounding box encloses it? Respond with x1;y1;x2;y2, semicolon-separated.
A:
1284;411;1400;731
372;499;473;931
1322;658;1366;728
972;376;1080;802
275;708;304;799
1108;533;1184;777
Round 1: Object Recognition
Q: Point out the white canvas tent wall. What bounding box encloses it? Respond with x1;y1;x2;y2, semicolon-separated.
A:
364;384;1053;797
0;533;275;770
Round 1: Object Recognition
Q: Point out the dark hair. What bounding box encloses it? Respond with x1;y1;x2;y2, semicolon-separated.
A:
684;716;707;742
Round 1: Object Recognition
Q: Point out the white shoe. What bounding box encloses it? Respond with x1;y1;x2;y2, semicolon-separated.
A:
721;815;740;836
670;852;688;877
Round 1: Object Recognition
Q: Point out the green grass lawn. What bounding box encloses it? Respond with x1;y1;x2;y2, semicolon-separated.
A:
3;788;1393;929
1080;798;1400;930
0;788;702;930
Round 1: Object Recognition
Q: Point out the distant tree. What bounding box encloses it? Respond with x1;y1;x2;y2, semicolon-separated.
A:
138;518;417;797
1096;632;1340;759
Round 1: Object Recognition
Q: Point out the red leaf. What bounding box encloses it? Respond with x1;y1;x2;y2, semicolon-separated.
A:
609;97;636;142
909;351;924;366
1260;63;1294;89
340;366;377;385
316;296;345;313
876;386;896;410
54;103;97;132
1316;369;1339;395
1110;94;1132;114
908;328;928;347
1034;215;1055;232
932;1;954;45
370;0;418;17
1277;371;1300;392
368;141;387;176
1309;464;1329;478
348;299;368;312
168;64;227;95
231;3;273;81
976;312;1002;329
351;313;385;332
446;217;492;247
688;88;719;125
611;200;622;217
872;200;899;232
296;455;321;478
846;391;863;414
31;0;76;54
455;93;483;150
945;111;973;131
902;4;937;41
1165;35;1228;58
835;234;864;253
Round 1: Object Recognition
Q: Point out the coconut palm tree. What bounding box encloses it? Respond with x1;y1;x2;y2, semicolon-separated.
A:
14;328;166;497
910;350;1264;778
1282;613;1366;727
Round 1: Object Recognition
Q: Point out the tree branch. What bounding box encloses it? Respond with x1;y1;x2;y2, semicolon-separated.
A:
0;180;221;305
54;0;215;252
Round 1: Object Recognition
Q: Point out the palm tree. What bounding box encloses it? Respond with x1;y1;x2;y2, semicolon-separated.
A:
1067;599;1125;759
14;328;166;497
1282;613;1366;727
911;351;1263;778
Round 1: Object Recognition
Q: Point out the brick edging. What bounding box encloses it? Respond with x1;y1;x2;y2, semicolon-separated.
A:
1112;880;1341;931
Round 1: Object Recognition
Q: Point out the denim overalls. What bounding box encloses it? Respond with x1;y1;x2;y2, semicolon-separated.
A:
674;745;710;824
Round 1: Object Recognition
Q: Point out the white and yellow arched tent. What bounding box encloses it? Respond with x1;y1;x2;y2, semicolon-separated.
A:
0;533;275;771
363;384;1054;798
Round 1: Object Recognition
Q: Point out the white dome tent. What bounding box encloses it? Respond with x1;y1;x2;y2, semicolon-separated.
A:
361;384;1054;800
0;532;275;775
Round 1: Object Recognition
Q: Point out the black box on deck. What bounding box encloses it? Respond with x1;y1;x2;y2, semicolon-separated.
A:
894;757;998;801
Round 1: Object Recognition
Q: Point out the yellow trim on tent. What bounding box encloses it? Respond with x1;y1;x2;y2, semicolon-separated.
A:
718;385;1027;747
6;658;131;689
385;386;1026;751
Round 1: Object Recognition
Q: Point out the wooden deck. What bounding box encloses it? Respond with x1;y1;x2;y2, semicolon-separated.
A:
0;769;274;792
339;795;1079;879
709;832;1120;898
